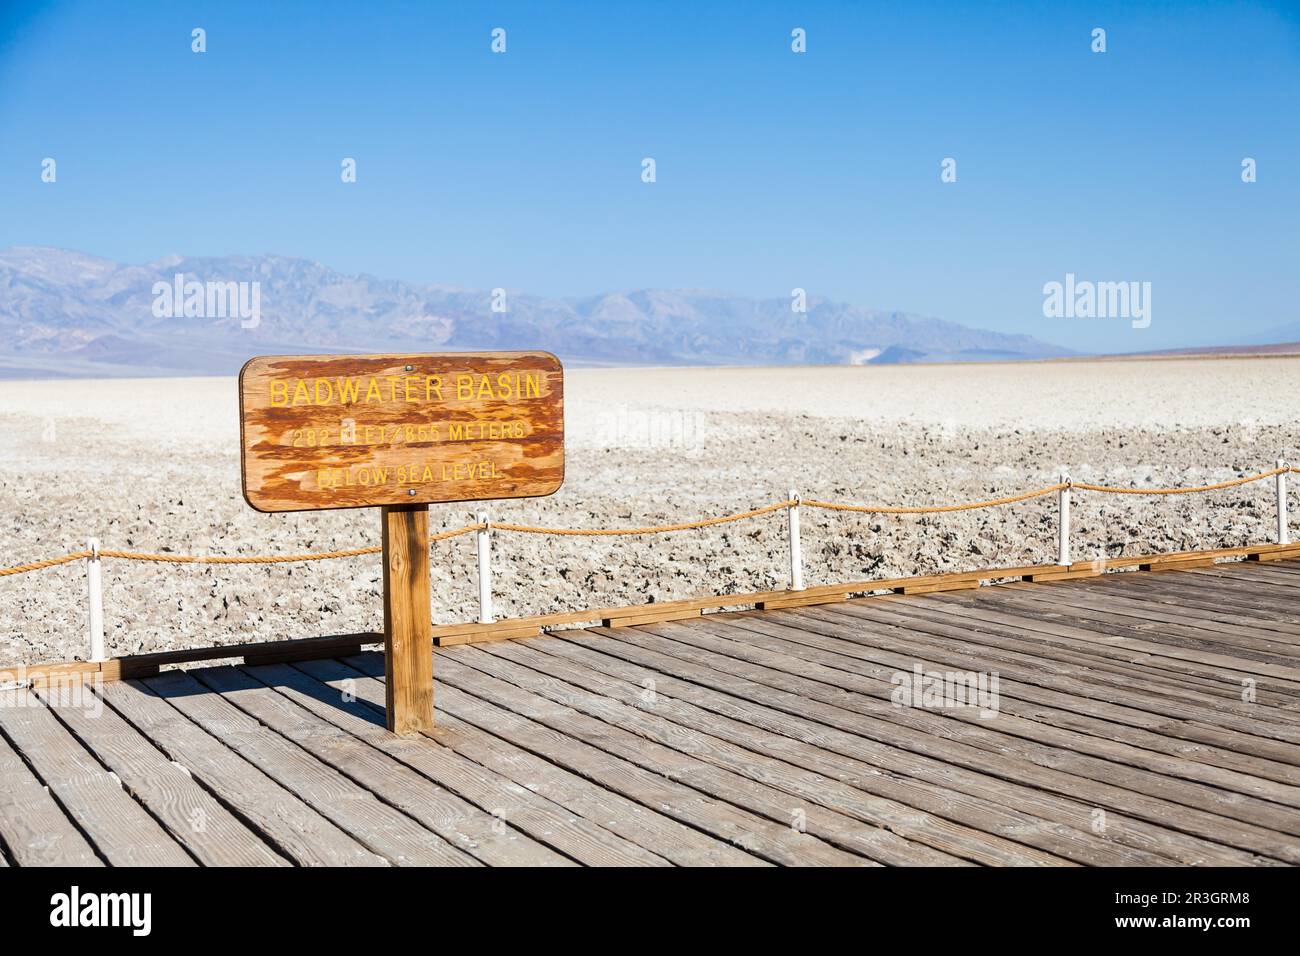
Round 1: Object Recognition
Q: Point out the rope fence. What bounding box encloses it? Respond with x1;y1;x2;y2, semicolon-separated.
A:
3;463;1296;660
3;466;1297;574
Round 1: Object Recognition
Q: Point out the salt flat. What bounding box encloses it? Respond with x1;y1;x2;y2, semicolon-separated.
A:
1;356;1296;665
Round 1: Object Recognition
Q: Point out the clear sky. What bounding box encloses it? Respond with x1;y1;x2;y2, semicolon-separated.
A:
1;0;1297;353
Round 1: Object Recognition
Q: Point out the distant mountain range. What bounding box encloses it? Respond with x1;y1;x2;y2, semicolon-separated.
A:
0;246;1073;378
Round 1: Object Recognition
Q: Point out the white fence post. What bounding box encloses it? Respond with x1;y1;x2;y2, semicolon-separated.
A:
86;537;106;662
1277;459;1290;546
1057;472;1071;567
787;489;804;591
476;512;495;624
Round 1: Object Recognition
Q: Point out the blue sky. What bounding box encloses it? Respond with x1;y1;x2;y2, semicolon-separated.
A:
1;0;1297;353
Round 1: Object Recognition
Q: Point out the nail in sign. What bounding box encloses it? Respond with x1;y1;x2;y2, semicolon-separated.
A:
239;351;564;512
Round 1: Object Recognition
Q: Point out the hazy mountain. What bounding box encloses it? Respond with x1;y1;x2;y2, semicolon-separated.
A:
1244;321;1300;347
0;246;1070;378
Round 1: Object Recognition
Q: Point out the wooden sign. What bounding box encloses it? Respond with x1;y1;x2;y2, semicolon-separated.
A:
238;351;564;513
238;350;564;736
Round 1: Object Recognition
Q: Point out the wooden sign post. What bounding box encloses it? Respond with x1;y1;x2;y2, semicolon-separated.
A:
238;351;564;735
381;503;434;734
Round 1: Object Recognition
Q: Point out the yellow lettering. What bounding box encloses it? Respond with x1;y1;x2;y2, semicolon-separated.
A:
425;376;443;401
337;377;361;404
314;379;334;405
525;373;540;398
292;380;311;406
270;381;289;407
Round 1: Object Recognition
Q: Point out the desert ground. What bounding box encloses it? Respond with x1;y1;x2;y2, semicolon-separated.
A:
1;356;1297;666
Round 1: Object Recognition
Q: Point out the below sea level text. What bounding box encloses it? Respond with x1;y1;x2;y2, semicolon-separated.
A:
317;460;502;490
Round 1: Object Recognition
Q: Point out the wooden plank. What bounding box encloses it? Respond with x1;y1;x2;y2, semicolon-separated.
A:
1;660;101;687
239;351;564;513
822;600;1300;781
0;727;102;866
1023;569;1103;582
338;653;831;866
889;586;1300;700
5;548;1290;693
0;554;1234;686
1254;548;1300;562
426;562;1070;647
859;594;1300;730
383;503;434;735
242;661;667;866
0;688;195;866
775;602;1300;785
345;650;826;868
442;646;1026;865
895;580;980;595
36;680;287;866
980;585;1300;675
1188;563;1300;594
1080;573;1300;638
998;581;1300;657
757;603;1300;799
493;636;1164;866
4;634;382;689
602;607;701;628
436;625;541;647
757;591;847;610
192;664;568;866
919;588;1300;699
613;622;1271;866
1140;558;1218;572
945;587;1300;686
244;642;364;666
99;678;388;866
545;631;1197;866
638;617;1300;862
297;656;762;866
1080;543;1300;572
143;669;478;866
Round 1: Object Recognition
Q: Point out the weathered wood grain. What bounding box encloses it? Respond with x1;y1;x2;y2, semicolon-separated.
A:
5;559;1299;867
0;726;102;866
0;688;195;866
37;680;287;866
555;629;1257;866
143;670;478;866
435;649;952;865
239;351;563;512
98;678;388;866
192;664;569;866
342;652;862;866
242;661;667;866
382;503;434;735
487;637;1155;865
648;616;1300;862
296;656;763;866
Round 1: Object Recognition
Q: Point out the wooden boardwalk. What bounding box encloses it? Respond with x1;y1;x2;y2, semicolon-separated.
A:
2;559;1299;866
